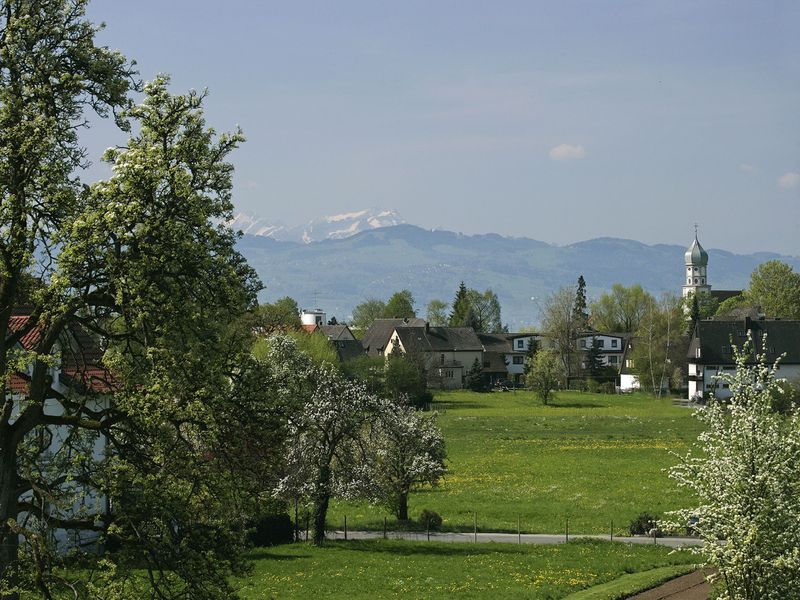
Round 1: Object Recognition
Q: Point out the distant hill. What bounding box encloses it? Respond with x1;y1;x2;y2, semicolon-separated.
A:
236;224;800;329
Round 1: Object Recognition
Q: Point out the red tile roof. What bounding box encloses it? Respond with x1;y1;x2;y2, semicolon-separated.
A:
8;314;43;349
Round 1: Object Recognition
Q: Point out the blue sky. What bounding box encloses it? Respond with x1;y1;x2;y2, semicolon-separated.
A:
85;1;799;255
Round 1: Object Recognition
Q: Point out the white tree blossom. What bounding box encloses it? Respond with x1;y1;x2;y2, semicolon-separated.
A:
667;334;800;599
364;402;446;521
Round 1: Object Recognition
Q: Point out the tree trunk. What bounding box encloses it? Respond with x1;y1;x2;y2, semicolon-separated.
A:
311;493;329;546
397;492;409;521
311;463;331;545
0;443;19;600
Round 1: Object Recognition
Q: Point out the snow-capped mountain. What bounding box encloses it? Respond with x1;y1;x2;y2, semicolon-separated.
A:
227;208;404;243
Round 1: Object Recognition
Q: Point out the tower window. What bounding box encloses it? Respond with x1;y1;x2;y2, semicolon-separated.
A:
687;278;691;284
694;278;698;284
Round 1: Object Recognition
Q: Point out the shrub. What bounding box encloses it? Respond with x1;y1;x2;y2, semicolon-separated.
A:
248;511;295;547
628;512;662;537
586;378;600;393
599;381;616;394
418;509;443;531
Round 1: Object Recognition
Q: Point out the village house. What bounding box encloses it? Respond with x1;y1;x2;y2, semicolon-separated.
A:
687;316;800;400
383;324;484;389
7;310;115;551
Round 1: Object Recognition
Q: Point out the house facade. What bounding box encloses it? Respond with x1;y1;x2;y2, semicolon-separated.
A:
7;311;114;551
384;325;484;389
687;317;800;400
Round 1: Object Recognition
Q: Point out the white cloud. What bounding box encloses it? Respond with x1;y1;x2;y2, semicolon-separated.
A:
549;143;586;161
778;172;800;189
738;163;757;174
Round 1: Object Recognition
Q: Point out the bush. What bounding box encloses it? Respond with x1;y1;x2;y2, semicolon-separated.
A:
586;378;600;393
418;509;442;531
599;381;616;394
628;512;662;537
248;511;295;547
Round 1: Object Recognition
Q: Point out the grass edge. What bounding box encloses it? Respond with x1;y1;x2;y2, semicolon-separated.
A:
562;564;699;600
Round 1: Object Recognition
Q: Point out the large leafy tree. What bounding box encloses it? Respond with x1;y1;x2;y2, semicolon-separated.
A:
631;293;686;397
465;288;504;333
1;58;269;598
350;298;386;331
274;340;382;545
589;283;653;333
747;260;800;319
383;289;416;319
425;299;448;326
0;0;133;591
668;339;800;599
540;287;579;383
365;404;446;521
525;349;560;405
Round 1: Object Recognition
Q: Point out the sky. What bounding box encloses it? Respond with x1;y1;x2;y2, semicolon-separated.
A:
84;1;800;255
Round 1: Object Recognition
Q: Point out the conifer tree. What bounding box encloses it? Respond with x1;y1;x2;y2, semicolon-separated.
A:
573;275;589;331
449;282;471;326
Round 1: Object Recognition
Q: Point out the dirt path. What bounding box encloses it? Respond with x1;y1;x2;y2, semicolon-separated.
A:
628;569;712;600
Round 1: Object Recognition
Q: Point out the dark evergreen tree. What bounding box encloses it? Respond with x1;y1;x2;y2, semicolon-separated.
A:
586;337;605;379
466;358;485;392
449;281;471;326
573;275;589;330
328;316;338;325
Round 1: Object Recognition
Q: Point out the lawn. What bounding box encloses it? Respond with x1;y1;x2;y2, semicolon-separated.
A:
236;539;697;600
329;390;703;534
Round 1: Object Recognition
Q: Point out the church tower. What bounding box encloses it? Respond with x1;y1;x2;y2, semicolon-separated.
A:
682;228;711;298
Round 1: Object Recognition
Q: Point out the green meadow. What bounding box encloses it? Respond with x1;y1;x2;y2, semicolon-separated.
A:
329;390;703;534
236;539;696;600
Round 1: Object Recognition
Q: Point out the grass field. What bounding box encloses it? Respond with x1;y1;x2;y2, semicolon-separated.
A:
329;390;703;535
236;539;697;600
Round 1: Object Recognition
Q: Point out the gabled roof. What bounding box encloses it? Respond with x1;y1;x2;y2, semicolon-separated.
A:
361;318;427;356
477;333;513;353
689;318;800;365
5;311;116;395
710;290;744;303
394;326;483;353
8;314;44;349
318;324;356;341
332;339;366;362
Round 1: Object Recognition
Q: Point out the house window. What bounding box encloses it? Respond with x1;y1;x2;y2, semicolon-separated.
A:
580;339;587;348
721;346;731;354
608;356;618;365
440;354;445;365
695;348;701;358
444;370;454;378
483;360;490;368
512;356;524;365
597;339;605;348
517;339;524;349
626;359;634;368
611;339;618;348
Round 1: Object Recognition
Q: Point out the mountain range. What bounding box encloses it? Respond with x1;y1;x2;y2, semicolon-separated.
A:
235;222;800;329
227;208;404;243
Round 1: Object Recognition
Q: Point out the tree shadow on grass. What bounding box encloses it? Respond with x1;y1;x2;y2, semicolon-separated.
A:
320;539;531;557
547;401;607;409
247;549;312;561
